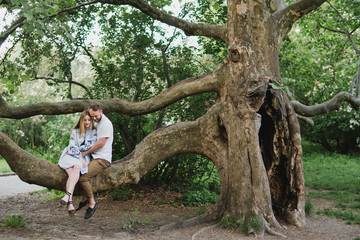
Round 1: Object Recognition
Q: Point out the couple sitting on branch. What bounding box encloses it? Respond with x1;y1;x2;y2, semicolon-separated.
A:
58;104;113;219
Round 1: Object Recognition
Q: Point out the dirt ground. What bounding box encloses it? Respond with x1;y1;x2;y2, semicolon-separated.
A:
0;188;359;240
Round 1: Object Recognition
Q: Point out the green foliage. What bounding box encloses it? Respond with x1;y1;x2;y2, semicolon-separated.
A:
301;109;360;153
191;0;227;64
1;0;97;94
0;158;12;174
141;155;219;191
39;189;65;200
179;182;219;207
2;215;26;228
109;186;142;201
280;0;360;152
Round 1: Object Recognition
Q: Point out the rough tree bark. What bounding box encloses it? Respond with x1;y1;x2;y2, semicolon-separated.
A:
3;0;354;236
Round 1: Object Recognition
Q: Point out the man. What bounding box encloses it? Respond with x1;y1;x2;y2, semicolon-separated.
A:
77;104;113;219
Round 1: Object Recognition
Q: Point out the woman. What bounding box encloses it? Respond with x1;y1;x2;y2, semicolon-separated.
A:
58;110;97;214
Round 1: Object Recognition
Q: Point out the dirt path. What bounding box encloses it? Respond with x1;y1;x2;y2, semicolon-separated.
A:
0;189;359;240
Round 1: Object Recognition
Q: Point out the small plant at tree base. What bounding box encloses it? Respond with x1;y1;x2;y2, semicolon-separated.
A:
250;218;262;232
2;215;26;228
219;215;263;233
305;197;314;216
219;215;248;233
120;207;156;229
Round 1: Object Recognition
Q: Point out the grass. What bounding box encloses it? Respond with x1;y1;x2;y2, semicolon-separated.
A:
0;158;12;174
302;140;360;224
2;215;26;228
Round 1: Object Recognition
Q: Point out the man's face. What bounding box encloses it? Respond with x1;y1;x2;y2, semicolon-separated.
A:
89;109;103;122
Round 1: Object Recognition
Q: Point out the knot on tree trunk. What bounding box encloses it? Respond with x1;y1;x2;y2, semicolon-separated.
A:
229;48;241;62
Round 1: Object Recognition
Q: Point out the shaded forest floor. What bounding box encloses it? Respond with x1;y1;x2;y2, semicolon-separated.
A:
0;188;359;240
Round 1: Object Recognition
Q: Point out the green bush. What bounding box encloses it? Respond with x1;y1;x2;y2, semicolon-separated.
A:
179;182;219;207
109;186;142;201
301;109;360;154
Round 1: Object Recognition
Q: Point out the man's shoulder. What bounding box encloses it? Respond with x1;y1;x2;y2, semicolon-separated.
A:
102;115;113;126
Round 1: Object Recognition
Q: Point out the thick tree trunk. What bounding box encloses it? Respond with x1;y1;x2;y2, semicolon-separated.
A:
205;0;306;233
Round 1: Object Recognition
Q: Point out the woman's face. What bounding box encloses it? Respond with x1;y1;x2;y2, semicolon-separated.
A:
83;115;92;129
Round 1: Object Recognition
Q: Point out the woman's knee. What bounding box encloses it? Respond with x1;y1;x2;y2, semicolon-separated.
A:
73;164;81;171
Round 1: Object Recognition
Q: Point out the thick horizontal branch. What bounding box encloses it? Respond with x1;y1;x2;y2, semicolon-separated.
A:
0;120;203;191
273;0;326;41
100;0;226;40
291;91;360;117
0;73;219;119
0;106;226;192
0;131;67;189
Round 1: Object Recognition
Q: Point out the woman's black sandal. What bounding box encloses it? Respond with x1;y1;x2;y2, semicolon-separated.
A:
67;201;76;214
60;192;72;205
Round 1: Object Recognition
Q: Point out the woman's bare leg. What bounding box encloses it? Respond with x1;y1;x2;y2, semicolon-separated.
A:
60;165;81;211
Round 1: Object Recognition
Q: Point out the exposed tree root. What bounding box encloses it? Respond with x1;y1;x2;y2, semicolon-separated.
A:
155;200;225;234
191;224;218;240
155;211;220;234
265;225;286;238
262;215;286;238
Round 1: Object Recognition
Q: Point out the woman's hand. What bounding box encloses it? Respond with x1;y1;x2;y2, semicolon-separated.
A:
79;157;86;168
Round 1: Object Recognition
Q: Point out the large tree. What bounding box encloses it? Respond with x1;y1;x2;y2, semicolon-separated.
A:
1;0;360;235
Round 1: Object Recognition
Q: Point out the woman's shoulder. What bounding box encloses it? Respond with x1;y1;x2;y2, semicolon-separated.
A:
70;128;80;134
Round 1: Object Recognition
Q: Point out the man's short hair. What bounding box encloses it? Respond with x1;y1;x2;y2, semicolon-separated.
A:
89;104;102;111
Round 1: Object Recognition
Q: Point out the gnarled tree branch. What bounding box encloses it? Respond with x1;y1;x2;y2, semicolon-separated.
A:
291;91;360;117
0;73;219;119
273;0;326;42
100;0;226;41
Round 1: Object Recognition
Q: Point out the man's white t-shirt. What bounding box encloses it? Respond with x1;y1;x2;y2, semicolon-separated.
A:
92;114;113;163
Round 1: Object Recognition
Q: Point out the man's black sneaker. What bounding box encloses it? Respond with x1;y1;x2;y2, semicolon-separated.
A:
84;203;98;219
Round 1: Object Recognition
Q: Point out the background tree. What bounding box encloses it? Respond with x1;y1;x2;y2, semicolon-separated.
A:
279;0;360;153
1;0;360;236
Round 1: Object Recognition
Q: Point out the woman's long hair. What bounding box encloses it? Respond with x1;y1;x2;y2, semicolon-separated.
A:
73;110;94;138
